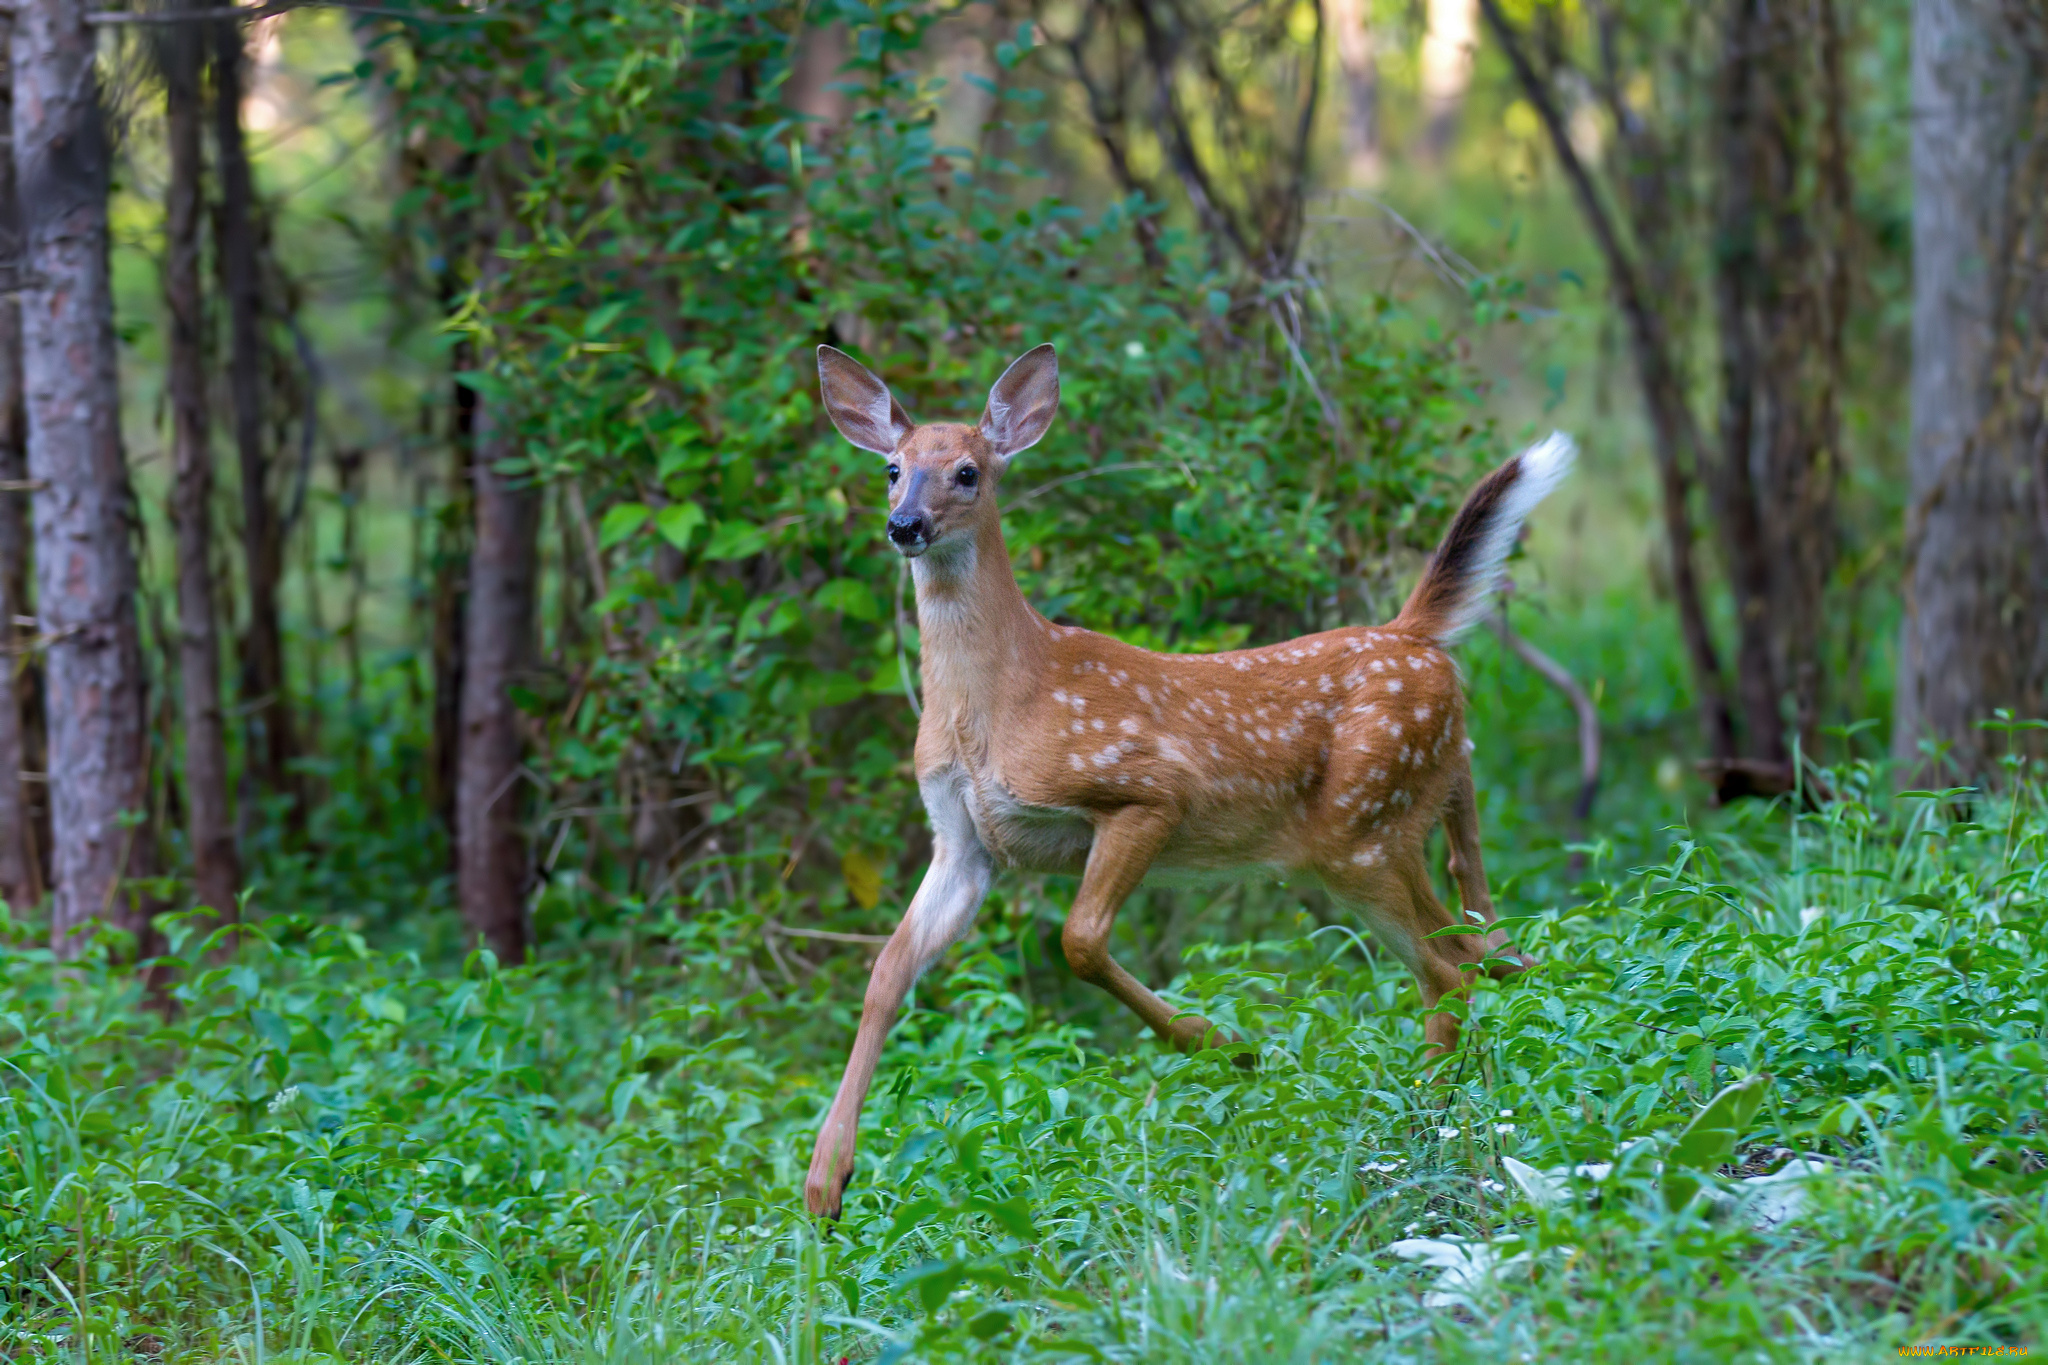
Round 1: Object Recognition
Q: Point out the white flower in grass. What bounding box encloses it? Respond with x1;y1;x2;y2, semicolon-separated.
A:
267;1086;300;1115
1437;1126;1460;1139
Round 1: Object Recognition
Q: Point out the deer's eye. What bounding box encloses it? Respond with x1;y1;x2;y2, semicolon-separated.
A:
886;464;900;484
957;465;978;488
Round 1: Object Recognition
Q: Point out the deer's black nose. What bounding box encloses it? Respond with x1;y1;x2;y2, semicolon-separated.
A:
887;511;928;546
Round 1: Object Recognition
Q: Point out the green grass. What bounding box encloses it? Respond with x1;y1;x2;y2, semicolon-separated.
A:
2;740;2044;1362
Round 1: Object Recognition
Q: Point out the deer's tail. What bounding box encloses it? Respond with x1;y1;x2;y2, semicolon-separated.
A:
1394;432;1576;647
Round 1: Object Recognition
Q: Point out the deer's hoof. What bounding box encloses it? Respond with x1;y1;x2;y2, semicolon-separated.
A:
804;1170;848;1221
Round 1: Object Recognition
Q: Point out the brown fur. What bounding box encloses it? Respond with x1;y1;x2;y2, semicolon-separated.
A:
802;345;1543;1219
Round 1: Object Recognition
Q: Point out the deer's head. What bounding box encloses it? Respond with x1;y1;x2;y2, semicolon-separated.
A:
818;343;1059;559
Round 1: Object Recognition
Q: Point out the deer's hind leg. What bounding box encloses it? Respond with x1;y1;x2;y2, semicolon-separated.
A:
1442;761;1536;978
1322;836;1495;1055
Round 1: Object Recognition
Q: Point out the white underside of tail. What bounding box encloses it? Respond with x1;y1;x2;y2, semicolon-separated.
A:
1438;431;1576;645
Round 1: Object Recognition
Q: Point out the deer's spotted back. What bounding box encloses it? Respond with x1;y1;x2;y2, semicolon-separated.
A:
995;620;1465;873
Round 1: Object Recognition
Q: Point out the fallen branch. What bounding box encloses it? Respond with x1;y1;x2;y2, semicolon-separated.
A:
1493;604;1600;825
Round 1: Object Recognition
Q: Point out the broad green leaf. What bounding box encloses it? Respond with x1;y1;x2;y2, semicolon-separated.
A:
813;577;881;622
583;300;627;339
655;501;706;551
598;502;650;549
451;368;511;403
646;330;676;376
703;519;768;560
1669;1074;1771;1173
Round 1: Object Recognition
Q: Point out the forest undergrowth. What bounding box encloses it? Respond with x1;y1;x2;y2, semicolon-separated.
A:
2;724;2043;1362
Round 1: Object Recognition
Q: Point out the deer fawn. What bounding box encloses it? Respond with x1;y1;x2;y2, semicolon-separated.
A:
805;342;1572;1218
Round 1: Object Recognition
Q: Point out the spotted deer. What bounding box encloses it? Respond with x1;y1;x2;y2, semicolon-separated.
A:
804;342;1572;1218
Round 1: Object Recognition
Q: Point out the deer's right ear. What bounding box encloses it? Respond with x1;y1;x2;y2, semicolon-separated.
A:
818;345;913;455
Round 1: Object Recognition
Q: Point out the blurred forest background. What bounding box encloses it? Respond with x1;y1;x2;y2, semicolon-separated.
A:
0;0;2045;1357
7;0;2037;965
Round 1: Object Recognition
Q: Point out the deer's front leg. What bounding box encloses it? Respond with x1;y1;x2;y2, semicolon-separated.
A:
804;837;992;1219
1061;807;1232;1054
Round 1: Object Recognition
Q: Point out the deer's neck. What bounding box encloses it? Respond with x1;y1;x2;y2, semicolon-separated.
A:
911;515;1046;733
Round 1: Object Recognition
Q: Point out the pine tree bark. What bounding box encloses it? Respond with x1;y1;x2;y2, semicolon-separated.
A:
12;0;154;955
456;387;539;961
1896;0;2048;776
165;1;239;923
212;18;295;809
0;17;38;911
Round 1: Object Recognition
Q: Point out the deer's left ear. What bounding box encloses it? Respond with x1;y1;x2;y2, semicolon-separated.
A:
978;344;1059;465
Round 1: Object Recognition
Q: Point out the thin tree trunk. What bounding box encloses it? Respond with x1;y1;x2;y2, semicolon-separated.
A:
335;446;365;712
1326;0;1381;183
13;0;154;956
1419;0;1478;163
165;0;239;924
1896;0;2048;776
0;19;39;911
1479;0;1738;767
457;384;540;961
428;344;474;841
212;17;295;812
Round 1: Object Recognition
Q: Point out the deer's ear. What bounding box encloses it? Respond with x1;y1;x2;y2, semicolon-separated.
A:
979;343;1059;463
818;345;913;455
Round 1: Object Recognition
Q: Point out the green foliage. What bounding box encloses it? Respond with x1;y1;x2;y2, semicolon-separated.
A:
1;765;2043;1359
380;0;1492;930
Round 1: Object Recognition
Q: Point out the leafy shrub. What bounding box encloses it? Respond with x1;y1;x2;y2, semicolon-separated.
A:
384;0;1493;936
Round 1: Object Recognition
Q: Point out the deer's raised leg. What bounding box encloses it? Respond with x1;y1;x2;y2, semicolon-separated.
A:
804;838;992;1219
1061;807;1231;1053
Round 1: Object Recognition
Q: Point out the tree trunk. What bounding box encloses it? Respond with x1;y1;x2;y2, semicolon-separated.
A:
1896;0;2048;776
1325;0;1381;183
212;18;295;812
457;389;539;961
1708;0;1850;771
428;346;474;842
1479;0;1739;767
12;0;154;956
166;0;239;924
1419;0;1478;163
0;17;39;911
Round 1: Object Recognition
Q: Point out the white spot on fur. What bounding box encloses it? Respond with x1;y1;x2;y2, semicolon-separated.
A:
1387;678;1404;694
1119;717;1141;735
1068;753;1085;771
1351;844;1385;868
